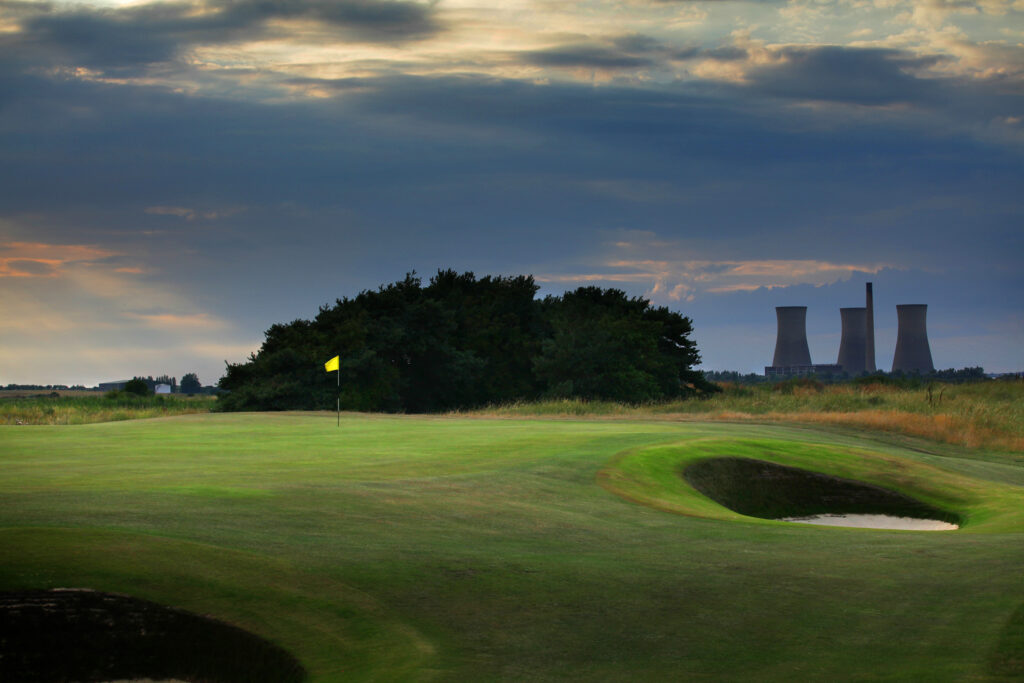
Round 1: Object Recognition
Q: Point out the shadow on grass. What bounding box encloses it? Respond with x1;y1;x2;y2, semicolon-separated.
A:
0;588;305;682
990;601;1024;678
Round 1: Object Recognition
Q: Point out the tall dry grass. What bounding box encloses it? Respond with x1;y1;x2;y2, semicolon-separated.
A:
0;394;215;425
463;379;1024;453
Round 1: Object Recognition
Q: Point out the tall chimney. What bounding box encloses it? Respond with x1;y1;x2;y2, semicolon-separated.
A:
837;307;867;375
773;306;812;367
865;282;876;372
891;304;934;373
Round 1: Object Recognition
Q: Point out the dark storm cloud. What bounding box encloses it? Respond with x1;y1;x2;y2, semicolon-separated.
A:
0;32;1019;269
697;46;748;61
214;0;441;41
610;33;663;54
518;33;720;71
728;44;1023;126
3;0;441;71
745;46;945;106
2;69;1018;267
522;44;656;70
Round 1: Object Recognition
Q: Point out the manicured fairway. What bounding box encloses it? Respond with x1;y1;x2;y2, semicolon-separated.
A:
2;413;1023;680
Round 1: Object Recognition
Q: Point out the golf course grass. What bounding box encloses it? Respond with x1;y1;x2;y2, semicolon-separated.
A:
2;413;1023;680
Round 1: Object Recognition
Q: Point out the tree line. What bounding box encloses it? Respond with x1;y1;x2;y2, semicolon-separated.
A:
704;367;991;387
218;270;717;413
120;373;204;396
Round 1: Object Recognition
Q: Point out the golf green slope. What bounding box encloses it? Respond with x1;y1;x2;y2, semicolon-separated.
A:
1;413;1023;680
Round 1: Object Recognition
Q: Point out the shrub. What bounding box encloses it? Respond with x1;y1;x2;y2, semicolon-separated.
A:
123;379;151;396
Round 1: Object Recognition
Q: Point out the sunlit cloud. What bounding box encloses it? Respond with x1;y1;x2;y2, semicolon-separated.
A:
536;234;893;305
145;205;245;220
123;312;229;329
10;0;1020;99
0;242;119;278
0;237;246;384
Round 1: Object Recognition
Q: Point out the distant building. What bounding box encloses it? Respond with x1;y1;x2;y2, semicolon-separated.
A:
155;384;172;394
764;364;842;378
98;380;131;391
766;306;841;377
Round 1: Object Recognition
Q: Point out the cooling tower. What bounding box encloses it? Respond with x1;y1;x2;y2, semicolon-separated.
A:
865;283;876;372
773;306;812;367
837;307;867;375
891;304;934;373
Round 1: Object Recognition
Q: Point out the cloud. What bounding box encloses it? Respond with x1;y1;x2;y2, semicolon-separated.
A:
538;253;890;303
0;238;249;385
744;45;945;105
145;205;244;220
0;242;119;278
123;311;229;329
521;43;657;70
2;0;443;75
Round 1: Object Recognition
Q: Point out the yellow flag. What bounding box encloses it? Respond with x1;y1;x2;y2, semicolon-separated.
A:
325;355;339;373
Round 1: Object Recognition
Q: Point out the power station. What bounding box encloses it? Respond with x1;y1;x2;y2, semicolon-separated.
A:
892;304;934;373
772;307;812;367
765;283;934;377
836;307;867;375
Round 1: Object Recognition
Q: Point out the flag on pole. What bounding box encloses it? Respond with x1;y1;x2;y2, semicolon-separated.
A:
325;355;339;373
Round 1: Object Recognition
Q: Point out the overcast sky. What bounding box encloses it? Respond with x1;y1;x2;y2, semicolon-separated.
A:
1;0;1021;386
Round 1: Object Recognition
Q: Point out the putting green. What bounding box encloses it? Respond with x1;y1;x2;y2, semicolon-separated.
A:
1;414;1023;680
599;438;1024;533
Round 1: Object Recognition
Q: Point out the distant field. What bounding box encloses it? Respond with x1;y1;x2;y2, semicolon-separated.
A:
464;379;1024;454
0;393;216;425
0;389;104;398
1;413;1022;680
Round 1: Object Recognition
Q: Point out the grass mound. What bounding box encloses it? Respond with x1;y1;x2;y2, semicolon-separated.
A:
599;438;1024;532
684;457;960;524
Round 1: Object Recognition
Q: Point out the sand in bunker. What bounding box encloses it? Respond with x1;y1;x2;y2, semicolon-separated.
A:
780;513;958;530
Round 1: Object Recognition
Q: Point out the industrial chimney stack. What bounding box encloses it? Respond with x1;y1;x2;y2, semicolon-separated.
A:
837;307;867;375
891;304;934;373
865;283;876;372
773;306;812;367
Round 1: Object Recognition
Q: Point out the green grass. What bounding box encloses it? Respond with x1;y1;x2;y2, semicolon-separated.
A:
0;393;215;425
1;413;1023;680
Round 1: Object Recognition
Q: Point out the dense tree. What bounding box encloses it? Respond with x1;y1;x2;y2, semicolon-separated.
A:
124;378;150;396
533;288;715;402
218;271;715;412
180;373;202;395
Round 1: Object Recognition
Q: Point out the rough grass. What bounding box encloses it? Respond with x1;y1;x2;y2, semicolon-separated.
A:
0;394;215;425
2;414;1024;681
462;379;1024;453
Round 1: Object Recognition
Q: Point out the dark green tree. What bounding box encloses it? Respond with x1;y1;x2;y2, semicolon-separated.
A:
124;378;151;396
180;373;202;395
218;272;714;412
